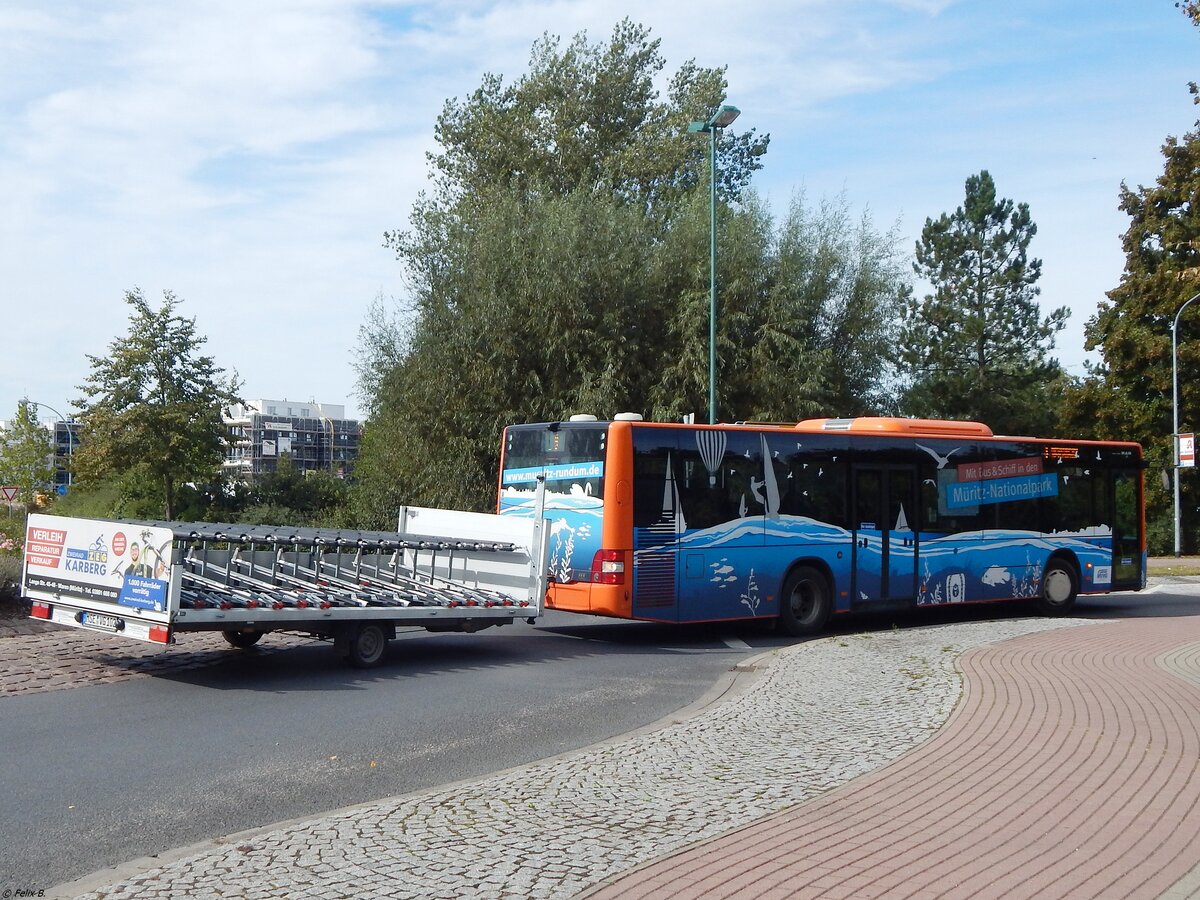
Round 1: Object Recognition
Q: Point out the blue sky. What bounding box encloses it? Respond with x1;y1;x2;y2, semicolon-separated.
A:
1;1;1196;424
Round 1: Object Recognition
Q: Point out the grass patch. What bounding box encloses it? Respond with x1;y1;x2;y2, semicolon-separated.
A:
1150;565;1200;577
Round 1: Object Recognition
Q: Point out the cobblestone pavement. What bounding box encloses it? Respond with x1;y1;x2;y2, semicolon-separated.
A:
0;621;313;696
57;617;1086;900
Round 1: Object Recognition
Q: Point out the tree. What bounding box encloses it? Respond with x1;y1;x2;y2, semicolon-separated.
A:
358;22;771;518
0;399;55;508
1070;3;1200;550
647;190;907;423
746;193;907;419
420;20;768;220
898;170;1068;435
355;23;917;520
236;454;349;526
74;289;242;520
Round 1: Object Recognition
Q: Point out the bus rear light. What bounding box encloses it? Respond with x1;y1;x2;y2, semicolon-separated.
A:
592;550;626;585
149;625;171;644
31;602;51;620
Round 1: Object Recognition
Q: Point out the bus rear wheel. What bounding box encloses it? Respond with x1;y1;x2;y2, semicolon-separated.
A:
1037;559;1078;615
779;566;831;637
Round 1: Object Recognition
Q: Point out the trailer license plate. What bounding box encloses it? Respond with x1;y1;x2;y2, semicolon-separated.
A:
81;612;120;631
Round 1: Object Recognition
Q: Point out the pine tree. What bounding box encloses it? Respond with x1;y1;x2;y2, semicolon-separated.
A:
899;170;1068;435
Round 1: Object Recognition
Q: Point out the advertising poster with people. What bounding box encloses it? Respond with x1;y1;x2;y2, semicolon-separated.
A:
24;514;175;614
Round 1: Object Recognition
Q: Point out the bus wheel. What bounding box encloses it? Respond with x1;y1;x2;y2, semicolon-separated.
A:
1037;559;1078;615
223;629;264;649
340;624;389;668
779;566;832;637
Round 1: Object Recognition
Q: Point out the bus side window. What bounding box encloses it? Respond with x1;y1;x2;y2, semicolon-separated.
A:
921;475;939;531
923;462;989;535
1044;464;1101;534
631;438;675;529
766;436;847;529
812;461;847;529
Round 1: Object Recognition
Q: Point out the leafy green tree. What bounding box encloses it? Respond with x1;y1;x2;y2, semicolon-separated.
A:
74;289;242;520
649;190;906;423
361;23;767;518
370;187;665;515
0;399;55;508
1070;3;1200;551
748;193;907;419
236;454;349;526
421;20;767;218
355;22;912;520
898;170;1068;435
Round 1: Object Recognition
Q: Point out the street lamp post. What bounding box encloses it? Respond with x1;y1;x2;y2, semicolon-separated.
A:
1172;291;1200;557
29;400;75;489
688;104;740;425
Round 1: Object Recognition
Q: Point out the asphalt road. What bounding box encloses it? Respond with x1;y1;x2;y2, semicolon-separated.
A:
4;588;1199;892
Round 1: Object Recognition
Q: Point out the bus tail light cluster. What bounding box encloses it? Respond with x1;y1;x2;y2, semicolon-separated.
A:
591;550;626;585
30;601;52;619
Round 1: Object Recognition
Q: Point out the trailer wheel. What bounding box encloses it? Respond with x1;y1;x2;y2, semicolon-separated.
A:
223;629;264;649
778;566;831;637
1037;558;1078;615
341;624;389;669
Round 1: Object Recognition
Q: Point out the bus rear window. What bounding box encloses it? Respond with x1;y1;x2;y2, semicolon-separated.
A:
501;425;607;507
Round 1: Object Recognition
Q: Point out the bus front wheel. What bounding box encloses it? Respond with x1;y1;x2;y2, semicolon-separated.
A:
779;566;832;637
1037;559;1078;615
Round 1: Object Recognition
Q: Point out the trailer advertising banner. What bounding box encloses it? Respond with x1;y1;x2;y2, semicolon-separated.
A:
24;514;175;613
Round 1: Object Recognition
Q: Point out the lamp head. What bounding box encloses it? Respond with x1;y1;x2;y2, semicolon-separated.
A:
710;105;740;129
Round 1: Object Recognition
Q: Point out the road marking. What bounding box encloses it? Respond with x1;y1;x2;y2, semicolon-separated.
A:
722;636;752;650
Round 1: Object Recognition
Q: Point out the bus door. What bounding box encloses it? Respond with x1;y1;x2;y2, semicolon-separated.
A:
1111;466;1144;588
852;465;918;604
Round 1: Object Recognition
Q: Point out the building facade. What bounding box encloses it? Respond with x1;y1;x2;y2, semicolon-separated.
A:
223;399;361;482
49;420;79;492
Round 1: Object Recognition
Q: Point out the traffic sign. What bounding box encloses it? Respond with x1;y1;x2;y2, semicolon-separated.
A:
0;486;18;503
1181;433;1196;469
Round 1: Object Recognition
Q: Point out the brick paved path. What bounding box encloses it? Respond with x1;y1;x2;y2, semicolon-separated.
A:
590;615;1200;900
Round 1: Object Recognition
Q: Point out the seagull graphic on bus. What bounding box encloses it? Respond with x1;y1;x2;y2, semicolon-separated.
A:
916;443;963;469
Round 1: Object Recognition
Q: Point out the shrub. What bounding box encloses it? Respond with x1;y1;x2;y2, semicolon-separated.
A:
0;553;21;603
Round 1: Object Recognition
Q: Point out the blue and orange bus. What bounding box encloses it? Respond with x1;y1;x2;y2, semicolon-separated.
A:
498;415;1145;635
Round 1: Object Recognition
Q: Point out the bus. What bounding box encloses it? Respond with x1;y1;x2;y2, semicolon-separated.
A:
497;415;1145;635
